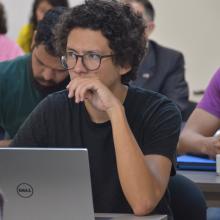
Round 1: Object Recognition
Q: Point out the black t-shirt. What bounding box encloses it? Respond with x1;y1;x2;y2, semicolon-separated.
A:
11;87;181;218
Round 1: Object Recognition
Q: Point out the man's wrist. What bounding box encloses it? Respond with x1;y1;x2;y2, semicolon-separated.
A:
107;102;125;122
201;137;215;155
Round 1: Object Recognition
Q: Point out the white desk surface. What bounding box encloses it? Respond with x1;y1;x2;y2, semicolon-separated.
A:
95;213;167;220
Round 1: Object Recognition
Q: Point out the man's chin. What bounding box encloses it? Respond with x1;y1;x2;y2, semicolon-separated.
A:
32;76;70;96
38;81;56;87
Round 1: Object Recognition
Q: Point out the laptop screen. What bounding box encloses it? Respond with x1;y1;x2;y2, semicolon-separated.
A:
0;148;95;220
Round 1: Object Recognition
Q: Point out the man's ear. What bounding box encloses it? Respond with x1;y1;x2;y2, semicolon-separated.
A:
119;64;132;76
145;21;155;37
31;30;37;51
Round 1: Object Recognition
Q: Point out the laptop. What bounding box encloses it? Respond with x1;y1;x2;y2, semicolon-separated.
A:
0;148;167;220
0;148;97;220
177;154;216;171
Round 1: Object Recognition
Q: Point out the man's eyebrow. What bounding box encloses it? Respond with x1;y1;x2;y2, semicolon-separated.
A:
34;53;64;71
35;54;45;66
66;47;77;52
66;48;103;55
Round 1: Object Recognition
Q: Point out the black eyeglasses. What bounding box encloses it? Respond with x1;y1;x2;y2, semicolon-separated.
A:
61;51;114;71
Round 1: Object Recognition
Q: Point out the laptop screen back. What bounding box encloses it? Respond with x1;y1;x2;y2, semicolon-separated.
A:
0;148;95;220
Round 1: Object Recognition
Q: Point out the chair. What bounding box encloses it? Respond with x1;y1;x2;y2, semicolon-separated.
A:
168;174;207;220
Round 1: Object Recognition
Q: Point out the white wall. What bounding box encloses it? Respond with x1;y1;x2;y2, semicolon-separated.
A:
150;0;220;101
2;0;220;101
2;0;83;40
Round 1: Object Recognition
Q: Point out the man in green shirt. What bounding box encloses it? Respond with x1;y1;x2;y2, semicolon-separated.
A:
0;7;69;147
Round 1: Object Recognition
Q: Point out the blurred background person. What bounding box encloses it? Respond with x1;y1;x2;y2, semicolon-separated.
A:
0;7;69;147
179;67;220;158
17;0;69;53
0;2;23;61
122;0;195;121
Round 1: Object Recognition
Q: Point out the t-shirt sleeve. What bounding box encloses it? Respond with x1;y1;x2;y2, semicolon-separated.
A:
143;101;181;158
140;99;181;175
197;68;220;119
10;96;51;147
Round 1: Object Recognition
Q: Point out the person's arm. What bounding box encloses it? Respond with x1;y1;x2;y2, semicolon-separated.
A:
178;108;220;157
0;140;12;147
67;76;180;215
109;105;173;215
161;53;189;113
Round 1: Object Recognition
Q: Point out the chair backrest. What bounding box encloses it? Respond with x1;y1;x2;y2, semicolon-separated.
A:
168;174;207;220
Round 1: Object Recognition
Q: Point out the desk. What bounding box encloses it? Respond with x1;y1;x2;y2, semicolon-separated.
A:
95;213;167;220
178;170;220;207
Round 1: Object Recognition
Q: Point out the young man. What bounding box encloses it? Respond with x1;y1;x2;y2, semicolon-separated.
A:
11;0;181;218
0;7;69;146
122;0;192;121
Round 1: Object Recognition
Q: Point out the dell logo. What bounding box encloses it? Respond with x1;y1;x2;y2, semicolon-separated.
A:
17;183;34;198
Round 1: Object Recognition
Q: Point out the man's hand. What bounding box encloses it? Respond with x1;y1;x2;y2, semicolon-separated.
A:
205;135;220;158
66;76;122;116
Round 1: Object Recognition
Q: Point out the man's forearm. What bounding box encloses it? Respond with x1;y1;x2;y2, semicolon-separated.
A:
178;131;209;155
108;104;160;215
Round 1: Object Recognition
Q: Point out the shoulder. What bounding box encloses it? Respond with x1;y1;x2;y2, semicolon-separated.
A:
150;40;183;60
47;89;69;101
209;68;220;83
0;54;30;78
201;68;220;94
126;86;180;117
41;89;71;110
197;68;220;116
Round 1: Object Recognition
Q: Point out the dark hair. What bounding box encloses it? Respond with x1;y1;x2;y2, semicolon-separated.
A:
30;0;69;29
125;0;155;21
34;7;67;56
0;2;7;34
55;0;146;83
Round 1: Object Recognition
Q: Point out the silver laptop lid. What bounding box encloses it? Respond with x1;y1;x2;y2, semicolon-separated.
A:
0;148;94;220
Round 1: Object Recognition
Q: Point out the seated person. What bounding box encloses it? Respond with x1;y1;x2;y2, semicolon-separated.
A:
178;68;220;157
0;7;69;147
0;2;23;61
122;0;192;121
17;0;69;53
11;0;181;218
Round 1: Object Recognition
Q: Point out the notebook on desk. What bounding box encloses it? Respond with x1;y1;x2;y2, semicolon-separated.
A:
0;147;104;220
177;154;216;171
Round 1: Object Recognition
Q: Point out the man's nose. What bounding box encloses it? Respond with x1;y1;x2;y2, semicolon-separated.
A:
43;68;54;80
73;57;87;74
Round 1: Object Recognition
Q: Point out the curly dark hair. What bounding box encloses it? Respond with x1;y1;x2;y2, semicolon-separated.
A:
0;2;7;34
54;0;146;83
34;7;67;56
